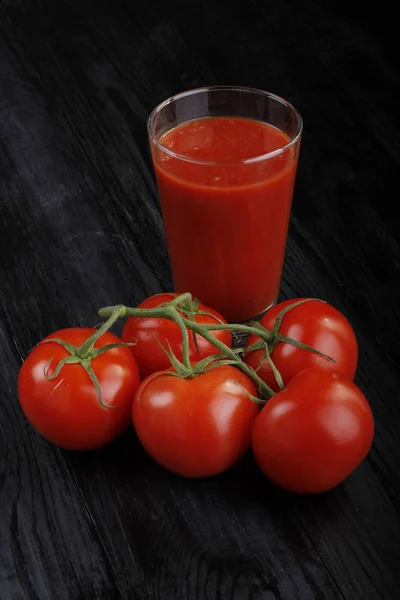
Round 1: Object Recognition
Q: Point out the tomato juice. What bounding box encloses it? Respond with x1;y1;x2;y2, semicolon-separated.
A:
152;116;299;323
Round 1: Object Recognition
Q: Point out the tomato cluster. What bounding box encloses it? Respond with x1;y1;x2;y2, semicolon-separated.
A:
18;293;374;494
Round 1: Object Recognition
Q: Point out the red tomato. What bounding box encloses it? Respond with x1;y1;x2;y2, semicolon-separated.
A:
252;368;374;493
122;293;232;379
18;328;140;450
244;298;358;391
132;365;259;477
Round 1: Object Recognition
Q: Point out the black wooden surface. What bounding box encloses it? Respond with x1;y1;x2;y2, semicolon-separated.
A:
1;1;400;599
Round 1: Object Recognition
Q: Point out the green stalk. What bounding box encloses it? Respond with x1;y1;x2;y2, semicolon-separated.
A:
179;316;275;397
166;307;191;370
77;305;127;358
98;304;275;398
167;292;193;308
195;321;273;342
98;296;335;399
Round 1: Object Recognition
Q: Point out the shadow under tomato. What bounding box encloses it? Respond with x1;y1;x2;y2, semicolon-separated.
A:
63;424;146;476
217;450;300;512
61;422;345;521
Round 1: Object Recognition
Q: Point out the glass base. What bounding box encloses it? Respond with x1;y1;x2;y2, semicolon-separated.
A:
231;299;277;350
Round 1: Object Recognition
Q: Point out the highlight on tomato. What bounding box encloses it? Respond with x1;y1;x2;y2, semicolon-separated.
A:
244;298;358;391
121;292;232;379
18;319;140;451
132;364;260;478
252;368;374;494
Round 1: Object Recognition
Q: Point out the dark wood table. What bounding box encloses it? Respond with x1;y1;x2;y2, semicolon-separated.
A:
1;1;399;599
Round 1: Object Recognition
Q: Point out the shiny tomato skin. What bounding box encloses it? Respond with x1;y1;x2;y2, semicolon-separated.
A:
244;298;358;391
122;293;232;379
252;368;374;493
18;328;140;451
132;365;259;478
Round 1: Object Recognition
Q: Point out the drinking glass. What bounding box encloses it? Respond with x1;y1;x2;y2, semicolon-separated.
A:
148;86;302;323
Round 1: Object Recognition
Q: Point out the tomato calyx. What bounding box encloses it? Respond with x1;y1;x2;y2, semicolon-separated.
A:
153;334;242;379
136;347;262;406
242;299;336;389
40;305;132;408
245;299;337;358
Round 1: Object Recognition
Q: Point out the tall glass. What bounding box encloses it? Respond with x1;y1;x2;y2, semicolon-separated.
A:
148;86;302;323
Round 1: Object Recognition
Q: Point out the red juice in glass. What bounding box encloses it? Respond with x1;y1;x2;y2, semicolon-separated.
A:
148;87;302;323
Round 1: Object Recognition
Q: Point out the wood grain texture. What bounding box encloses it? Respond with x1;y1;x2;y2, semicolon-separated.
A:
1;1;399;599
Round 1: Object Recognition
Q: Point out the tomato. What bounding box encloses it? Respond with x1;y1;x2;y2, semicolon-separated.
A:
252;368;374;493
18;328;140;450
244;298;358;391
132;365;259;477
122;293;232;379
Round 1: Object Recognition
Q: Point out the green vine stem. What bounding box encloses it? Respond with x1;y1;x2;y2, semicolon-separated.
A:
98;296;275;398
167;292;193;308
166;307;191;370
179;315;275;397
98;295;335;401
76;304;127;358
98;301;275;398
190;321;274;340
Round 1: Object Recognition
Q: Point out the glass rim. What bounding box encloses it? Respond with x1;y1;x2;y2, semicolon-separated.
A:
147;85;303;166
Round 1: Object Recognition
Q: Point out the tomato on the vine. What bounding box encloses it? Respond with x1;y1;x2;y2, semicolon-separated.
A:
244;298;358;391
252;368;374;493
132;365;259;478
18;328;140;451
122;293;232;379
